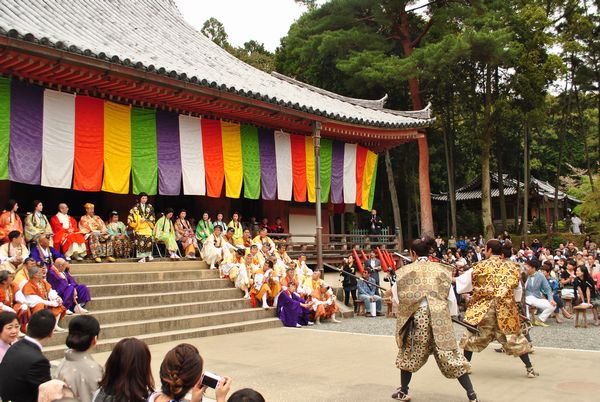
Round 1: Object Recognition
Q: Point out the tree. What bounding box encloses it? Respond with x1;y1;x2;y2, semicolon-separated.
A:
201;17;230;48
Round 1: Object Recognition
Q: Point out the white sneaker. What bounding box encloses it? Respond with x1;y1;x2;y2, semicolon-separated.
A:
147;255;154;262
243;294;250;299
54;325;66;333
66;309;73;315
65;256;72;261
138;258;146;263
188;255;196;259
308;321;314;326
296;323;302;328
173;254;181;259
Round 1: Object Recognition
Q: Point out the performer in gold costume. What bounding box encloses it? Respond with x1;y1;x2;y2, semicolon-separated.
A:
392;237;478;402
457;239;538;378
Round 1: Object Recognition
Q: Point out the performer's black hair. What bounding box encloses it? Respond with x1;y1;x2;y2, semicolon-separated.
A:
502;240;513;258
411;236;434;257
486;239;502;255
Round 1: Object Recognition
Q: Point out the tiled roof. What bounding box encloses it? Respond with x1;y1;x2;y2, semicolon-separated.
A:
432;174;581;203
0;0;433;129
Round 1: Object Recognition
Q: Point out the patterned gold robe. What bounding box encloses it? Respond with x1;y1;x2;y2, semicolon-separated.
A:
395;260;457;351
463;255;521;334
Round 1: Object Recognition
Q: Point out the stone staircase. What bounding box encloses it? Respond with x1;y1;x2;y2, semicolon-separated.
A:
44;260;281;360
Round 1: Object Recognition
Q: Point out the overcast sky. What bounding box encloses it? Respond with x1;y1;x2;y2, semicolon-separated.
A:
174;0;322;52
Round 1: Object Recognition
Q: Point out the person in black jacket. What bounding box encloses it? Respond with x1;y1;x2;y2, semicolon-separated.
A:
341;255;359;310
0;309;54;402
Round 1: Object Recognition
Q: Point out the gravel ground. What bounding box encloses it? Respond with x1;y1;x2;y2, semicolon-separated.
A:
309;313;600;351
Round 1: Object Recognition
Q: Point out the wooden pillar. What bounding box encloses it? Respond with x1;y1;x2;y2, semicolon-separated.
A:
313;121;323;272
417;135;434;237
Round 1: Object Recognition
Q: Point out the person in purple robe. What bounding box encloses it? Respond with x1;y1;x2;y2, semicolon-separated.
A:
46;258;91;315
29;235;64;268
276;281;314;328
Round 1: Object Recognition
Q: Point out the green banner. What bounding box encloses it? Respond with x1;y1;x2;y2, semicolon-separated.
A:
320;138;332;203
131;107;157;195
0;76;10;180
241;124;261;199
368;156;378;210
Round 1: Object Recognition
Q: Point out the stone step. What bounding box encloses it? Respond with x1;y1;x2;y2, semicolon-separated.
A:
87;278;232;297
62;298;251;325
73;269;219;285
48;308;276;347
69;260;208;274
86;288;243;310
46;317;282;361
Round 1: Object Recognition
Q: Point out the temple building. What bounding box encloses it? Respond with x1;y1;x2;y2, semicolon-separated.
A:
0;0;433;266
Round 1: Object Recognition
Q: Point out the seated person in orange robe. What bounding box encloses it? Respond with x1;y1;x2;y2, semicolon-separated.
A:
22;265;66;332
311;282;341;324
0;270;30;332
50;203;87;261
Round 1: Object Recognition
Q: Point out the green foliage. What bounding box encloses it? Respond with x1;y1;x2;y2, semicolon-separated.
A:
201;17;230;48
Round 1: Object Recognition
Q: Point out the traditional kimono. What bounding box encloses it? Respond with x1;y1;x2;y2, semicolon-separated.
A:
394;258;468;379
30;245;63;268
227;220;243;241
50;213;87;257
277;290;312;327
154;216;177;253
24;212;53;243
311;286;339;320
234;234;253;249
222;252;244;280
46;266;91;312
54;349;103;402
127;203;155;258
458;256;532;356
0;242;29;273
106;221;133;258
0;210;24;243
175;218;198;256
79;214;113;259
22;278;67;320
0;281;30;332
195;219;213;243
201;233;224;268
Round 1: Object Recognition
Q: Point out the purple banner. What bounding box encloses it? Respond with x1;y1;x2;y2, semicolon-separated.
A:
258;128;277;200
330;141;344;204
156;110;182;195
9;80;44;184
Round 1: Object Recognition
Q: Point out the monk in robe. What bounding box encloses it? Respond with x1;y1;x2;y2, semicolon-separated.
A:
46;258;90;315
201;225;224;269
312;282;341;324
233;254;253;299
0;230;29;274
127;193;155;263
0;270;30;332
50;203;87;261
24;200;53;245
195;212;213;245
252;228;275;254
234;229;253;249
227;212;244;242
106;211;133;258
14;258;36;291
277;281;313;327
29;235;64;268
79;203;115;263
154;208;180;260
0;199;24;244
248;244;265;267
22;265;66;332
250;260;277;308
174;209;198;259
275;243;292;267
222;247;245;282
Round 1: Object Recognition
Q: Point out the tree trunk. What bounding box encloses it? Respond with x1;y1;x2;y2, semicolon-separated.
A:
385;149;404;249
442;106;457;236
397;9;434;238
574;83;595;191
481;65;495;240
554;79;572;229
515;156;521;231
496;146;507;232
523;119;530;243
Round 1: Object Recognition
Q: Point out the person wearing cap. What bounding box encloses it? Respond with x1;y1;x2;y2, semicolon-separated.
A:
106;211;133;259
524;259;555;327
174;209;198;259
154;209;180;260
50;203;87;261
201;225;225;270
127;193;155;263
22;265;66;332
79;203;115;264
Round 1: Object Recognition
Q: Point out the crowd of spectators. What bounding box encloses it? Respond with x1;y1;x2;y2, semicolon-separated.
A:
0;310;266;402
